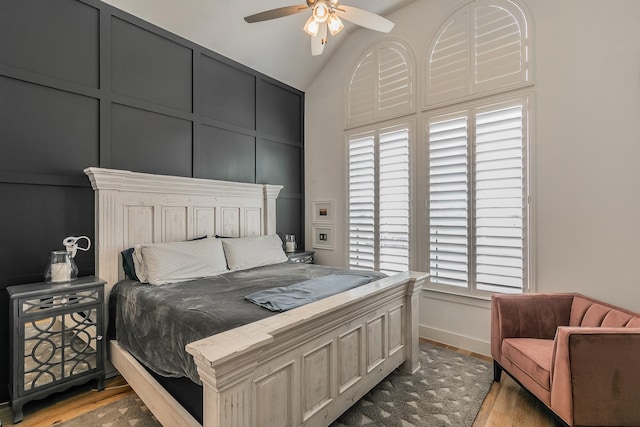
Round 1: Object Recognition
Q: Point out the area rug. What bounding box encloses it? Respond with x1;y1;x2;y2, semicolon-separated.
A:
62;342;492;427
332;343;492;426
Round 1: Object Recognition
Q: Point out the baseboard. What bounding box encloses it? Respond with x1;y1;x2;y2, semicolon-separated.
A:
419;324;491;357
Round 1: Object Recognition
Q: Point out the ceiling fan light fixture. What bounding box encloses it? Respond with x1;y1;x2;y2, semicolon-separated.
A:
327;12;344;35
303;14;319;36
245;0;394;56
312;2;329;23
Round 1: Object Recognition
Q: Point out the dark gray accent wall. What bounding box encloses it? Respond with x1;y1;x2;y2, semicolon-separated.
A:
0;0;305;402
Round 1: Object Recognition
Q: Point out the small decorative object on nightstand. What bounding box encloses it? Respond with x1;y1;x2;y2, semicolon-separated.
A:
286;250;315;264
7;276;106;423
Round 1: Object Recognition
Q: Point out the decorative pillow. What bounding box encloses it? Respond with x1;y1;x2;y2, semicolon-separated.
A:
121;247;140;281
136;238;229;285
132;246;149;283
222;234;288;271
122;235;208;282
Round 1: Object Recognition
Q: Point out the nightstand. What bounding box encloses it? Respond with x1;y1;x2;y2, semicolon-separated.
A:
286;250;315;264
7;276;106;423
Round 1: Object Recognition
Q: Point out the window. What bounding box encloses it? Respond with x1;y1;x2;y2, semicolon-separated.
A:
348;123;412;275
343;1;532;295
427;97;529;294
424;0;532;295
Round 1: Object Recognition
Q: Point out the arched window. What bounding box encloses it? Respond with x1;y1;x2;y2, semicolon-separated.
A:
346;39;415;128
425;0;533;295
346;39;415;274
426;0;530;106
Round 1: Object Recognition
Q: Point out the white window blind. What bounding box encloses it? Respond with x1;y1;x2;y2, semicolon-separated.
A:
349;125;410;275
428;101;527;293
348;133;376;270
379;128;410;274
475;105;525;293
428;116;469;287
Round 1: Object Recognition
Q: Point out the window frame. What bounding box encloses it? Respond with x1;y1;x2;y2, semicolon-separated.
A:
422;91;533;298
346;118;416;275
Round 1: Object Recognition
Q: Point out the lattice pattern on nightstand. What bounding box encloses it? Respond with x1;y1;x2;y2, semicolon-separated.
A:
23;309;99;391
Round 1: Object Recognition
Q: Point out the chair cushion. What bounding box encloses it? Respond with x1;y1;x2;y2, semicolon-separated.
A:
502;338;554;391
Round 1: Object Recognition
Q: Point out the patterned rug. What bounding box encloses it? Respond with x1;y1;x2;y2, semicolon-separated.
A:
62;342;492;427
332;343;492;426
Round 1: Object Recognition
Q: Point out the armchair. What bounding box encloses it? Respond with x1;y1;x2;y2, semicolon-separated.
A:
491;293;640;426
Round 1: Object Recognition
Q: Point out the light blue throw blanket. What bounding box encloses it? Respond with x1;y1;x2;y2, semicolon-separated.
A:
245;272;375;312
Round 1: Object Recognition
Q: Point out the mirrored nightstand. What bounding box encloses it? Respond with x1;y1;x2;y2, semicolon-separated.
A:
7;276;106;423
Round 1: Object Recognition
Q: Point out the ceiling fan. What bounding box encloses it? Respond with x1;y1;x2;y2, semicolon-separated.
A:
244;0;395;56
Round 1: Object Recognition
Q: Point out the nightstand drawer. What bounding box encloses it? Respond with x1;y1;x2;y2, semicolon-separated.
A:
16;287;102;318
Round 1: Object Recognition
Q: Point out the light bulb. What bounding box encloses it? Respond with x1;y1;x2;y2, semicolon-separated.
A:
327;12;344;35
313;2;329;23
303;14;319;36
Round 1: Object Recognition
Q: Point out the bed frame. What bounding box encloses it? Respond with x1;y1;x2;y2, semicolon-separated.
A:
85;167;426;427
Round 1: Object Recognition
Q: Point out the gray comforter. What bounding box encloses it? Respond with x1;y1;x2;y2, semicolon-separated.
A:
110;262;385;384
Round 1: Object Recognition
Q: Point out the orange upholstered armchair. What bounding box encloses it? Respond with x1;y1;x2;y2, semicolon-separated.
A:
491;293;640;426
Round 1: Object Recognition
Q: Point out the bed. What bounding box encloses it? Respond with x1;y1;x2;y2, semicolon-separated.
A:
85;167;426;427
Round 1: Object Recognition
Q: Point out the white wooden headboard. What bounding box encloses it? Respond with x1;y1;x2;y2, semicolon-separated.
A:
84;167;283;292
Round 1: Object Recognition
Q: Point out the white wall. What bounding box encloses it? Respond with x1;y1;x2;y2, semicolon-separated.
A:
305;0;640;355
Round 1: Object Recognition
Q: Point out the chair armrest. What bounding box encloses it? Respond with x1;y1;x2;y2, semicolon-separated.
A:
491;293;574;360
551;327;640;426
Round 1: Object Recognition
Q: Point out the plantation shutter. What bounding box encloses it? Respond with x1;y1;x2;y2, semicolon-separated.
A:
427;102;527;293
474;105;525;293
427;9;470;105
428;116;469;287
474;1;528;92
425;0;530;106
348;52;376;126
348;124;411;274
346;41;414;128
348;133;376;270
377;43;414;119
379;127;410;275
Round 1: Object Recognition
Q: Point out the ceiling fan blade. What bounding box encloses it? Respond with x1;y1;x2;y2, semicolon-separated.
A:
336;5;395;33
311;23;327;56
244;5;309;23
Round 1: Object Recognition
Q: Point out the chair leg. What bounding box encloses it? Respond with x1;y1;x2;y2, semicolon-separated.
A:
493;360;503;382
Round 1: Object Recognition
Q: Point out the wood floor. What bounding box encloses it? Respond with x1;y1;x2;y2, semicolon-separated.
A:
0;340;563;427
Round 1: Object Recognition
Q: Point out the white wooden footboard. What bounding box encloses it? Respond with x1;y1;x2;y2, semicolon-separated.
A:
187;271;425;427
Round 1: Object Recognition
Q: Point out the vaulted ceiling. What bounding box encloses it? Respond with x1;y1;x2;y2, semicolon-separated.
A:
101;0;414;90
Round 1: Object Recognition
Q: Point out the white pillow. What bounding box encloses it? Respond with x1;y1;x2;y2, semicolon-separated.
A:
135;238;229;285
132;246;149;283
222;234;288;271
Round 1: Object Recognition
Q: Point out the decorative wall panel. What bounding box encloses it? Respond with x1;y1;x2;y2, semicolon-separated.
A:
0;0;99;88
201;54;256;129
258;140;303;194
199;125;256;183
111;17;193;112
0;77;99;176
0;0;304;402
111;104;193;177
260;81;303;141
